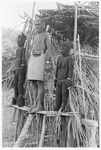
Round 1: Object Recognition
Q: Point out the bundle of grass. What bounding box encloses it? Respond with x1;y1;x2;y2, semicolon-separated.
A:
65;36;99;147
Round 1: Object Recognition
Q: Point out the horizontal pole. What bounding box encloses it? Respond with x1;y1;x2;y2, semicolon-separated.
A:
76;53;99;60
8;104;99;127
78;15;95;18
36;111;76;117
9;104;76;117
10;104;29;111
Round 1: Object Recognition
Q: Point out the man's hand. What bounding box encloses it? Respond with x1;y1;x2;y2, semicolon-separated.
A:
21;64;25;67
20;64;25;73
27;106;36;114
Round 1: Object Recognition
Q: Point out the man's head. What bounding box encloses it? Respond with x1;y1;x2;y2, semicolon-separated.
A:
35;18;46;33
17;33;26;47
60;41;71;57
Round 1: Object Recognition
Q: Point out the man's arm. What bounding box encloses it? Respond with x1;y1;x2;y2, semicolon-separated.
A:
45;33;53;58
21;48;26;67
66;56;74;88
68;56;74;80
54;58;59;87
56;58;59;79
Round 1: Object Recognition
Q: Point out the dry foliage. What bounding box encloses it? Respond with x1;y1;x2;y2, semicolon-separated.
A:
2;2;99;147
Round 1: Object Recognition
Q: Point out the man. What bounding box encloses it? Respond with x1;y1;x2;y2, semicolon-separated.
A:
27;18;52;112
12;33;26;107
54;41;74;111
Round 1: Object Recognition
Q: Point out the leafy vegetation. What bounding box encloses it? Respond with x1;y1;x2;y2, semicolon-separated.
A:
2;28;20;82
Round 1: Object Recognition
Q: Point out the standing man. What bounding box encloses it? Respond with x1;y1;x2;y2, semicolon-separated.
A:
12;33;26;107
54;41;74;112
27;18;52;112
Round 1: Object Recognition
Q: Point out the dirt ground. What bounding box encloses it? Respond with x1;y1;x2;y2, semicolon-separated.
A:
2;89;16;147
2;89;41;147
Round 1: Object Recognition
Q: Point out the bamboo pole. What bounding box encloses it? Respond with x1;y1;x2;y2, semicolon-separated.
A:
62;4;78;147
10;104;78;116
40;110;75;117
25;1;35;61
75;53;99;60
15;110;26;141
77;34;86;116
22;19;28;33
31;1;35;19
39;115;47;147
73;4;78;85
14;114;34;147
11;104;29;111
73;5;78;55
12;108;17;122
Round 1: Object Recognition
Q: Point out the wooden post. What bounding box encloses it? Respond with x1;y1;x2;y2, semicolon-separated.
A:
39;115;47;147
14;114;34;147
15;110;26;141
25;1;35;61
73;4;78;86
31;1;35;19
12;108;17;122
73;5;78;54
77;34;86;116
22;19;28;33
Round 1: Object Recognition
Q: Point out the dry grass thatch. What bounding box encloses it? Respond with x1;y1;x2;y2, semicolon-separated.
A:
2;1;99;147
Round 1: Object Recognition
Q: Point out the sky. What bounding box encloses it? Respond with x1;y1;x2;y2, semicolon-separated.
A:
0;0;81;31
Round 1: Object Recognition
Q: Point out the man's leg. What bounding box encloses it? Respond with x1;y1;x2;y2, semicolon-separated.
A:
54;82;62;111
28;80;38;107
60;83;69;146
18;70;25;96
62;83;69;111
12;72;19;105
36;81;44;110
17;70;25;107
